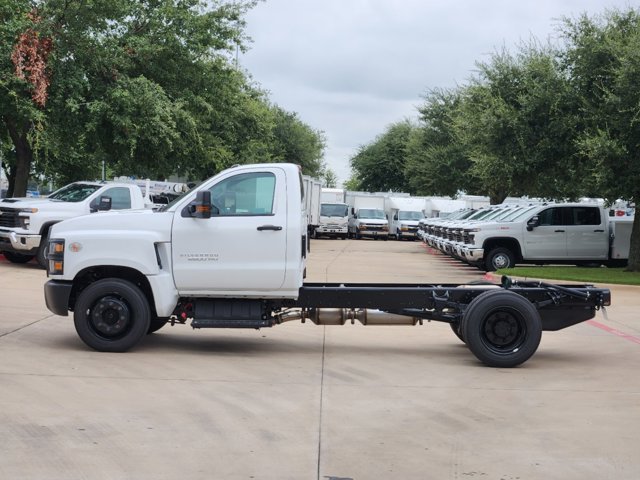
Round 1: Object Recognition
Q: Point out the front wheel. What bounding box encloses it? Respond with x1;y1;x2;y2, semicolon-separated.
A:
36;229;50;269
484;247;515;271
461;290;542;368
147;317;168;334
74;279;151;352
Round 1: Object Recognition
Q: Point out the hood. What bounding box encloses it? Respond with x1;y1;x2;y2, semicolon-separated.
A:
357;218;388;225
52;209;174;241
0;197;90;214
0;197;53;208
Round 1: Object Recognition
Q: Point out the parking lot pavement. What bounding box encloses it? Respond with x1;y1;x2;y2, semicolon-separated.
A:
1;242;640;480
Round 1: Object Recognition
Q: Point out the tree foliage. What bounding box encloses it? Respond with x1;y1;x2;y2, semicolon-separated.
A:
1;0;325;195
350;119;415;192
405;89;474;198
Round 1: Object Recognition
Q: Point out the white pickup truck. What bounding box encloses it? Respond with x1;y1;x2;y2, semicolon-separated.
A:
459;203;632;271
0;181;148;267
43;163;611;368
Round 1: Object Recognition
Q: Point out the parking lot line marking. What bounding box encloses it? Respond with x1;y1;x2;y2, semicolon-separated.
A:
587;319;640;345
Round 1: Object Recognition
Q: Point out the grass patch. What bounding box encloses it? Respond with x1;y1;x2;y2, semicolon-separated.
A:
496;266;640;286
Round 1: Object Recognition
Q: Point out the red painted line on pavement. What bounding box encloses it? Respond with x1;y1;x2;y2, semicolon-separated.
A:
587;319;640;345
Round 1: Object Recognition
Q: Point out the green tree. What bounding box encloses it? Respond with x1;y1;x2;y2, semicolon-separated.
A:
457;43;579;204
349;119;415;192
559;8;640;270
320;167;338;188
269;106;326;177
405;88;475;197
1;0;277;195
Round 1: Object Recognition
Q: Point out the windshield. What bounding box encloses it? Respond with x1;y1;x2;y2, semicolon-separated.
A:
399;210;424;221
157;189;191;212
48;183;101;202
484;208;517;221
508;206;539;222
321;203;349;217
358;208;386;219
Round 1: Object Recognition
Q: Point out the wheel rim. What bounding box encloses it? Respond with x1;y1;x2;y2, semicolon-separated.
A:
88;295;132;338
492;253;510;269
480;308;527;354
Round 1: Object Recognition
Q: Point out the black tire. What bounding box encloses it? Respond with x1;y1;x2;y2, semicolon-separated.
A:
341;234;347;240
147;317;168;334
450;322;465;343
484;247;515;271
461;290;542;368
74;279;151;352
3;251;35;263
36;229;50;269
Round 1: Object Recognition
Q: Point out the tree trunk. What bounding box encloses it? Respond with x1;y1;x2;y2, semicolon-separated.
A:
625;206;640;272
4;117;33;197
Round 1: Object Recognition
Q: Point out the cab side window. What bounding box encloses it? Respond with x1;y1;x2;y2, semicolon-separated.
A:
570;207;600;225
101;187;132;210
209;172;276;216
537;208;562;226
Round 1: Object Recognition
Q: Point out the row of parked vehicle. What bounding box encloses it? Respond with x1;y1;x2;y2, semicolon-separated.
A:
417;202;633;271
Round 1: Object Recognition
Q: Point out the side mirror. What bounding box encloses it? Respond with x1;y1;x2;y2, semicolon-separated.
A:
526;215;539;231
351;207;355;215
188;190;212;218
91;196;112;212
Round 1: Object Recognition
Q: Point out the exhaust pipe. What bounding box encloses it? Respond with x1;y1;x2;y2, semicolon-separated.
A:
276;308;420;326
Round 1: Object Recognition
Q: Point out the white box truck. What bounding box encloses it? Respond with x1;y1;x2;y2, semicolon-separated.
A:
346;192;389;239
315;188;348;239
302;175;322;237
384;196;427;240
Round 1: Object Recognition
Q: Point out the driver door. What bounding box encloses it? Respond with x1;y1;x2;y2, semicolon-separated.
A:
171;167;288;294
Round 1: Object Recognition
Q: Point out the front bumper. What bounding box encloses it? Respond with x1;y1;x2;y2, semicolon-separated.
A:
317;225;348;235
461;246;484;262
44;280;73;316
359;230;389;238
0;230;41;254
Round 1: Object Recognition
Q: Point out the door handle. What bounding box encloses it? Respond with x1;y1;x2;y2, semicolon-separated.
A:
257;225;283;231
594;229;605;232
554;229;565;233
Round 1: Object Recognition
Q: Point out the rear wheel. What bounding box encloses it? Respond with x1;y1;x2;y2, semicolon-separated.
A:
74;279;151;352
461;290;542;367
450;322;465;343
3;251;35;264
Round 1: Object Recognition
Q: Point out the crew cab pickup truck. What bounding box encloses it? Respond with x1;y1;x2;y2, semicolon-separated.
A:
43;163;611;368
459;203;632;271
0;181;148;267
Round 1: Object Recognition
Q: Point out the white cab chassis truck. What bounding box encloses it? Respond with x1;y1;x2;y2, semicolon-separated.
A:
44;163;611;368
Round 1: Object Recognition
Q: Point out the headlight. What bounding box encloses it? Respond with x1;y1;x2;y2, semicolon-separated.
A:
47;238;65;275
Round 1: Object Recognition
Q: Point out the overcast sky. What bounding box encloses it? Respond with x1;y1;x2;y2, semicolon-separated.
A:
240;0;639;185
